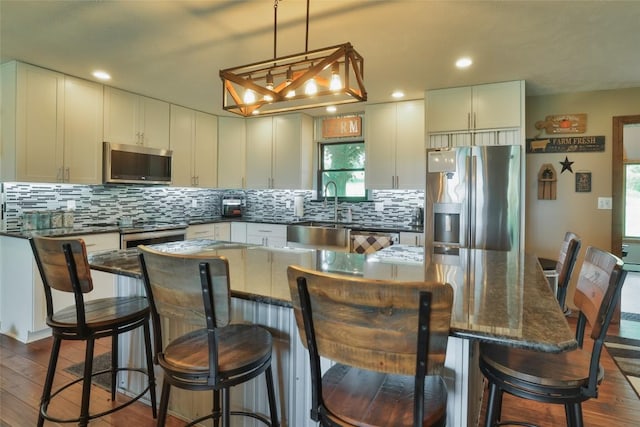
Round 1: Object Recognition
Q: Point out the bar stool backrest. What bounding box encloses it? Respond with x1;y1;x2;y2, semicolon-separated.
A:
574;246;626;342
287;265;454;376
556;232;581;294
138;245;231;331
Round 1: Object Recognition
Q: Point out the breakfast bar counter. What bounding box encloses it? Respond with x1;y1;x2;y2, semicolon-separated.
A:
88;240;576;427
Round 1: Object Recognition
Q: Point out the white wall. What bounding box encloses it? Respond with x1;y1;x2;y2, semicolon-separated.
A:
525;87;640;308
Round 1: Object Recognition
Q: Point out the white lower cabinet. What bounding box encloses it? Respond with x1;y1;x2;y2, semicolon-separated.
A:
400;232;425;247
186;223;231;240
230;222;248;243
245;223;287;247
0;233;119;343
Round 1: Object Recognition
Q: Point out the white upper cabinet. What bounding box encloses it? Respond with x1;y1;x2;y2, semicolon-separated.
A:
217;116;246;189
426;80;524;133
104;87;170;149
0;62;102;184
170;105;218;187
365;100;425;190
246;113;313;190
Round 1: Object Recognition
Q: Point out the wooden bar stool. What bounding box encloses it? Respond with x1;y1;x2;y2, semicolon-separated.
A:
287;265;454;427
480;246;627;427
30;236;157;427
539;231;582;312
138;245;280;427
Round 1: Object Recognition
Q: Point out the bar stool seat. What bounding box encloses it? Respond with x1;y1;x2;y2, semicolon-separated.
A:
30;236;157;427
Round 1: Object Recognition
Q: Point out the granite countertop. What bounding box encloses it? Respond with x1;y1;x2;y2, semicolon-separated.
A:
2;217;423;239
88;240;576;353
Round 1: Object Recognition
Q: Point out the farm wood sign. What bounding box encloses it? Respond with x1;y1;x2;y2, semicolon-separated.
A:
526;136;605;154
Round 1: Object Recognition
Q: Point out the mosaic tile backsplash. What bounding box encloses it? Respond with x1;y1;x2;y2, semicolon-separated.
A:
1;183;424;233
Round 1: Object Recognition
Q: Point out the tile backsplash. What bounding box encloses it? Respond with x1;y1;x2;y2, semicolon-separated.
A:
1;183;423;233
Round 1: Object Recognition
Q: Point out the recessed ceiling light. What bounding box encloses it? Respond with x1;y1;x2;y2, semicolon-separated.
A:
326;106;337;113
92;70;111;81
391;91;405;99
455;57;472;69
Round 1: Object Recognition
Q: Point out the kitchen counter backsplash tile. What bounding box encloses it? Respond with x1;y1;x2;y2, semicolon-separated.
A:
2;183;424;233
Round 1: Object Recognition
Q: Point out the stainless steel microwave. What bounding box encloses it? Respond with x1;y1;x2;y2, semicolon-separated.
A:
103;142;172;184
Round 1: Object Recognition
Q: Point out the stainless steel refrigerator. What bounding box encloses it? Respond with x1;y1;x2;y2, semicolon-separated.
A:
425;145;521;253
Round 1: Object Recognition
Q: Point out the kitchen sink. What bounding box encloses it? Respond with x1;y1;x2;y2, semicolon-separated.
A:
287;223;351;250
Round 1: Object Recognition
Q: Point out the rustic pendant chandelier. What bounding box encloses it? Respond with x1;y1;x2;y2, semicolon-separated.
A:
219;0;366;117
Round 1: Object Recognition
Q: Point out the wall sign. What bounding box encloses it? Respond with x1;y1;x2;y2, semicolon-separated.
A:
575;171;592;192
535;113;587;134
526;136;605;153
322;116;362;138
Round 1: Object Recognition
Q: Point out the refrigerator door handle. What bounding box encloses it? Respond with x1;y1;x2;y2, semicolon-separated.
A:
469;153;477;249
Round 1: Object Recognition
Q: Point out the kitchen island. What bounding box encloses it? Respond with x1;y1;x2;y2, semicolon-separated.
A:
89;240;576;427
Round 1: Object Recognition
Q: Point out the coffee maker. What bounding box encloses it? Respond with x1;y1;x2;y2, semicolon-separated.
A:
410;207;424;227
221;196;244;217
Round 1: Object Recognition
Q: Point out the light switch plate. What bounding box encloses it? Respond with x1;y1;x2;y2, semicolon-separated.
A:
191;199;198;208
597;197;612;210
67;200;76;210
375;202;384;212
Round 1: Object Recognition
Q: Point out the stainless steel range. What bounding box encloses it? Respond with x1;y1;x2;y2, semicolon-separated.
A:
89;220;187;249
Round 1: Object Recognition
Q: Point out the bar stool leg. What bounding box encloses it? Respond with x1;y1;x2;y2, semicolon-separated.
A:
38;337;62;427
158;381;171;427
265;366;280;427
111;334;118;401
79;338;96;426
213;390;221;427
142;320;158;417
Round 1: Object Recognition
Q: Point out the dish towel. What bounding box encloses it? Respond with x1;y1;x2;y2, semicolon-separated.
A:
351;234;394;254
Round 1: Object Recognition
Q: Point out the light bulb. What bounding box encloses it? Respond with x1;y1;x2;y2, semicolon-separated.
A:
304;78;318;95
265;72;274;90
330;74;342;91
329;63;341;91
243;89;256;104
286;89;296;98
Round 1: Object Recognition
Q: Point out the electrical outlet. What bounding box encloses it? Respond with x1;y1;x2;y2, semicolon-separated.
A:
375;202;384;212
597;197;612;210
285;200;291;209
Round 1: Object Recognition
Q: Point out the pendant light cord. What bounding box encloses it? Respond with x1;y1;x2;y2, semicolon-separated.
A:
305;0;310;53
273;0;278;59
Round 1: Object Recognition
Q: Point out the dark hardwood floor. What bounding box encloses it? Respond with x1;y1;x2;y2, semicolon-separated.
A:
1;317;639;426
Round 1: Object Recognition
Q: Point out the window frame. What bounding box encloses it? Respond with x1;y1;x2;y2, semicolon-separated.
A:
317;141;368;202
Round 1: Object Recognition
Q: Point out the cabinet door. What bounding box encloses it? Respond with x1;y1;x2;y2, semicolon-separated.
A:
230;222;247;243
472;81;522;130
218;117;246;189
170;104;195;187
103;87;139;144
273;114;313;189
140;96;170;149
399;232;424;246
426;86;472;133
193;111;218;188
395;100;425;189
214;223;231;241
16;63;64;182
63;76;103;184
365;103;397;190
245;117;273;189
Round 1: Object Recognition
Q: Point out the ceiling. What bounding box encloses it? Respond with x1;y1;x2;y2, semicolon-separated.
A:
2;0;639;118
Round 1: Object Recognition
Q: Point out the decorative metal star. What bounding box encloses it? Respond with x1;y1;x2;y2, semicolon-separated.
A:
560;156;574;174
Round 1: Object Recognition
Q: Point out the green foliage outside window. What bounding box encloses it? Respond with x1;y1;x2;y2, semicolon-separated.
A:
625;164;640;237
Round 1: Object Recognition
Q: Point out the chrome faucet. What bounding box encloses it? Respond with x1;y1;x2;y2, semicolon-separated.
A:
323;180;338;223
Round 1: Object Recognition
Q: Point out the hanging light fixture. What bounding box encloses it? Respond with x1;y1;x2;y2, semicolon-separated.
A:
220;0;367;117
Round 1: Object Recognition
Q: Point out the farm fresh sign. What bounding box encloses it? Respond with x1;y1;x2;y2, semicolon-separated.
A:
526;136;605;154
